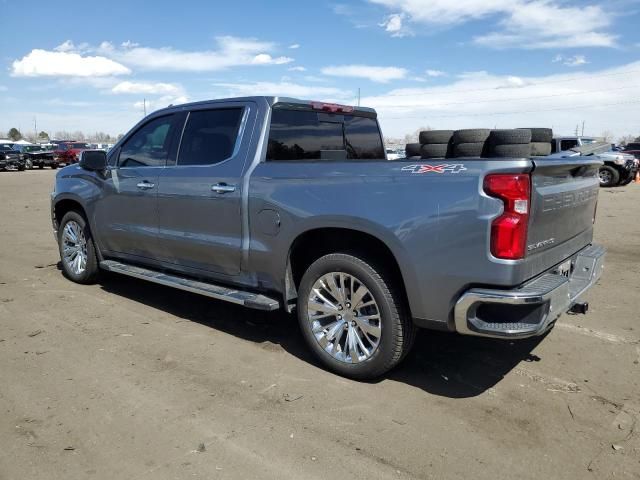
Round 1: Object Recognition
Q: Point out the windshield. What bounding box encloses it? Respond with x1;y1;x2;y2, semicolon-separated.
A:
0;145;16;151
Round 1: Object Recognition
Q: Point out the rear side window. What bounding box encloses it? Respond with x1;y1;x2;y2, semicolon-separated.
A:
267;109;384;161
344;115;385;159
119;115;176;168
177;108;244;166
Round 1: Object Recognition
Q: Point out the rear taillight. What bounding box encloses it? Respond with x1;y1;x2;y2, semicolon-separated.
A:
484;173;531;260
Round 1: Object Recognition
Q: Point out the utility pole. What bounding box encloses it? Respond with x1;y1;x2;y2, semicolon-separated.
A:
581;120;585;137
357;88;361;107
34;116;37;142
143;98;147;117
575;124;579;136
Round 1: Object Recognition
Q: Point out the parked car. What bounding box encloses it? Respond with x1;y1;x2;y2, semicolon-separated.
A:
552;136;637;187
0;144;26;171
51;97;605;379
385;147;405;160
622;142;640;160
54;142;91;166
15;144;58;169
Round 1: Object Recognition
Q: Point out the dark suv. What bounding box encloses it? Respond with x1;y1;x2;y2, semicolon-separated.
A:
0;144;26;171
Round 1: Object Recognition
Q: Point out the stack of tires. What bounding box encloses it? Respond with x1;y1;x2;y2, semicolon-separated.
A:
525;128;553;157
406;127;554;160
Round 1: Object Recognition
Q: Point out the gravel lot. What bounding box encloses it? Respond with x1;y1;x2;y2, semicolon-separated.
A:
0;169;638;480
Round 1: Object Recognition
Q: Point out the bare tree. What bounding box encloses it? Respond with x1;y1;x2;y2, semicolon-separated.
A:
403;126;431;144
617;134;636;146
600;130;614;143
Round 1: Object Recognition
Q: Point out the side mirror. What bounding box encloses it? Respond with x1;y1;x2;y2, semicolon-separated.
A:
79;150;107;171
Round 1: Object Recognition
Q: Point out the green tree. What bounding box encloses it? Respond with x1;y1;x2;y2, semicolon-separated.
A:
38;131;49;140
7;128;22;141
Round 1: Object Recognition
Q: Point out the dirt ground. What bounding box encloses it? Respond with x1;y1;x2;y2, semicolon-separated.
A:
0;169;638;480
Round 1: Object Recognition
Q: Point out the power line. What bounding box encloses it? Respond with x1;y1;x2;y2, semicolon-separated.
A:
370;69;640;98
383;99;640;120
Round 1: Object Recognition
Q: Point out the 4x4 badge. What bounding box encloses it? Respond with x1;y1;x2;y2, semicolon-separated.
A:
402;164;467;174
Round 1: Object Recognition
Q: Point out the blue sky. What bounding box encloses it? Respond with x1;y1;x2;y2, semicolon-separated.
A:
1;0;640;139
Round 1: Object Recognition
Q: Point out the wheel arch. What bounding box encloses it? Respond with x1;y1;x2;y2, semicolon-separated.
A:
285;226;416;317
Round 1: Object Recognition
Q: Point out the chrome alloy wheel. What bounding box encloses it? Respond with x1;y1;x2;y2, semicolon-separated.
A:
307;272;382;364
62;221;88;275
599;169;612;185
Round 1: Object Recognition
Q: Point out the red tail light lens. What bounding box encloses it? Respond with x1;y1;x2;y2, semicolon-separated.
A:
484;174;531;260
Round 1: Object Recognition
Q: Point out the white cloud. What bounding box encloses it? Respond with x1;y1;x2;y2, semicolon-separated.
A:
359;61;640;139
369;0;616;49
121;40;139;49
111;81;183;95
288;66;307;72
0;85;7;91
426;69;446;77
11;49;131;77
380;13;409;37
54;40;76;52
321;64;408;83
289;44;300;49
133;95;190;113
252;53;294;65
102;36;295;72
553;54;589;67
212;81;352;101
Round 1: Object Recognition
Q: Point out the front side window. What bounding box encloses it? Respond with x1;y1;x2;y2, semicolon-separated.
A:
119;115;175;168
560;139;578;151
266;108;383;161
177;108;244;166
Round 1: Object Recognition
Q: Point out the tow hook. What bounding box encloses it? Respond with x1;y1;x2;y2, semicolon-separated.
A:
570;302;589;314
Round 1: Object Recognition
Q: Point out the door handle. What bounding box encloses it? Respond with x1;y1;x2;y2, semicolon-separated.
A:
136;181;155;190
211;183;236;194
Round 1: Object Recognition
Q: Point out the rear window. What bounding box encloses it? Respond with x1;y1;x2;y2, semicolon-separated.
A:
267;109;384;161
177;108;244;166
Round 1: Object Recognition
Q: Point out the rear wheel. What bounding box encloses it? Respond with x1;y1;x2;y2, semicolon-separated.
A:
297;253;414;380
58;211;99;284
598;166;620;187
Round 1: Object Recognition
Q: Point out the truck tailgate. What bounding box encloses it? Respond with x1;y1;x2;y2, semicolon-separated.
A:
526;157;600;263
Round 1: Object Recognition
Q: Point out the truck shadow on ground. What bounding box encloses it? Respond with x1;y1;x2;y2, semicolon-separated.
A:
98;271;545;399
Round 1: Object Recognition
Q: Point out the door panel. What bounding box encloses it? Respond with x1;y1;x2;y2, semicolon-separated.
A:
156;104;254;276
94;113;181;259
94;167;163;257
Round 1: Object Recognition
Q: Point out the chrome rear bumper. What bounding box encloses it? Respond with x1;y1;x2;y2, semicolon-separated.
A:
454;244;605;339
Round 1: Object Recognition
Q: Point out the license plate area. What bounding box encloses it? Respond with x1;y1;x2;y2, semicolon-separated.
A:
554;259;572;278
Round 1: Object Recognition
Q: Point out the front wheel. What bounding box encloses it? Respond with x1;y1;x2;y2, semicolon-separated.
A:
599;166;620;187
297;253;414;380
58;211;99;284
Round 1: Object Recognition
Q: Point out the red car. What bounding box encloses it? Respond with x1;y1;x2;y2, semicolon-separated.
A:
54;142;91;165
622;142;640;160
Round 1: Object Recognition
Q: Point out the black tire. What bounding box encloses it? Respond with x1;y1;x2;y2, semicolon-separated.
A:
58;211;100;284
598;166;620;187
38;164;44;169
18;164;26;171
51;164;58;169
405;143;421;158
419;130;454;144
420;143;449;159
452;129;491;144
486;144;532;158
530;142;552;157
297;253;414;380
488;129;531;145
619;175;633;186
452;142;485;157
521;128;553;143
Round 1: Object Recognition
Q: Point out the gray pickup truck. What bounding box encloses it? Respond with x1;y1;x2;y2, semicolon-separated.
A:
51;96;605;379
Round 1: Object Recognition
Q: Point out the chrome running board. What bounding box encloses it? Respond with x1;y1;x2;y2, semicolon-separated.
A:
100;260;280;311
